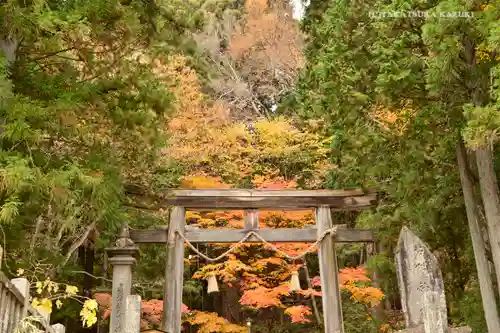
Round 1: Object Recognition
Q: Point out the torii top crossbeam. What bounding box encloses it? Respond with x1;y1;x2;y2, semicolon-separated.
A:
163;188;377;210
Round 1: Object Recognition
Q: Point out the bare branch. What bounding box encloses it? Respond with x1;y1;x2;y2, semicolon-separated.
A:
30;47;78;61
61;221;97;268
29;215;44;253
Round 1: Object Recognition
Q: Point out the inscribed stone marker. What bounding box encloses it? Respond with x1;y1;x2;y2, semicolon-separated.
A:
113;283;125;333
395;227;447;333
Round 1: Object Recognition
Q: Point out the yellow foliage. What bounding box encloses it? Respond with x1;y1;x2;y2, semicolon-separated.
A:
66;285;78;295
193;260;252;283
342;282;385;308
260;210;315;228
160;54;329;186
198;218;217;228
81;299;98;327
186;211;202;223
169;115;329;185
380;323;391;332
478;3;495;11
185;311;247;333
30;280;96;327
369;101;417;136
475;44;500;63
154;55;205;118
180;176;232;189
32;298;52;314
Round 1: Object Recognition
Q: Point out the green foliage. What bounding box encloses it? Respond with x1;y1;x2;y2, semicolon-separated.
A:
0;0;200;329
287;0;500;329
450;281;488;333
341;291;379;333
463;103;500;148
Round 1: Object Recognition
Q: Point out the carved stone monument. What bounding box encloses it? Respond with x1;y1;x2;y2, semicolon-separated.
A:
395;227;471;333
395;226;447;332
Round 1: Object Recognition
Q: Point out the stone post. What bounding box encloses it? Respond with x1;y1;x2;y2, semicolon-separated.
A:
11;277;30;318
51;323;66;333
125;295;142;333
106;227;139;333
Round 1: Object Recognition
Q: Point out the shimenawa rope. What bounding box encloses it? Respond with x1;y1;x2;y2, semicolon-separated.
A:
175;226;339;262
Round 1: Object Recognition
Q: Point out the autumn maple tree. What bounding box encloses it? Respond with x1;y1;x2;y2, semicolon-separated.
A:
184;180;384;329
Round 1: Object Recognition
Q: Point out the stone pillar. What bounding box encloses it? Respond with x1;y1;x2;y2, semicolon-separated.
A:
107;227;139;333
395;227;447;333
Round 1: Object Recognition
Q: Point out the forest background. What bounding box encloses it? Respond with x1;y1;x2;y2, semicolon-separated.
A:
1;0;500;332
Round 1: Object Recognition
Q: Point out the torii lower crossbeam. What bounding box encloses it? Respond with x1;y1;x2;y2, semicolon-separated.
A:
130;227;375;243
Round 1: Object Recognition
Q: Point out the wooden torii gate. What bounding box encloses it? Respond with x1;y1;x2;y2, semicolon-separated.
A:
110;188;377;333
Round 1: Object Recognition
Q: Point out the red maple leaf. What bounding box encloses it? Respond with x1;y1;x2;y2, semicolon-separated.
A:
311;276;321;287
95;293;190;322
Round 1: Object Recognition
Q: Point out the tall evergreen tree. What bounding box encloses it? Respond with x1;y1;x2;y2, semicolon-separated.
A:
287;0;500;331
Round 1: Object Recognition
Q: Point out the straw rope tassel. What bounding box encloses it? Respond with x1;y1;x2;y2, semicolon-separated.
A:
289;271;301;291
207;274;219;293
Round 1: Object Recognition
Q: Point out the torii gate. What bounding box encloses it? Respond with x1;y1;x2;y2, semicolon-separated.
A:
107;188;378;333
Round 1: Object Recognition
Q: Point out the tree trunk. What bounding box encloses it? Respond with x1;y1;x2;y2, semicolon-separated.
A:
101;250;108;288
302;258;321;324
84;244;95;298
78;244;97;333
457;140;500;332
220;284;241;323
0;37;19;65
376;241;392;310
476;145;500;297
366;242;386;321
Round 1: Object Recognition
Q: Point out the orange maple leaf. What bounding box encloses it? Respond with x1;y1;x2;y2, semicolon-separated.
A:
284;305;312;323
239;284;290;308
339;267;372;285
